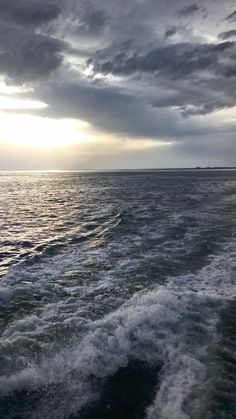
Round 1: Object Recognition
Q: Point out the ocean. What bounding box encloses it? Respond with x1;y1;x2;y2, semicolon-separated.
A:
0;170;235;419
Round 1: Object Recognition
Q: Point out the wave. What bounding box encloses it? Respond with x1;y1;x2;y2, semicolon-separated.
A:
0;244;235;418
0;211;121;279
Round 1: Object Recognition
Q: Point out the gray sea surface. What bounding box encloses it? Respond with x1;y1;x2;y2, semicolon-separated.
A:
0;170;235;419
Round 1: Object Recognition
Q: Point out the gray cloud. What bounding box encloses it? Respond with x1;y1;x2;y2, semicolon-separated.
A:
0;0;60;26
177;3;200;17
225;10;236;21
37;82;181;139
35;75;236;143
216;65;236;78
218;30;236;40
202;8;208;19
76;2;108;34
91;41;235;80
0;21;65;81
0;0;66;82
164;26;178;39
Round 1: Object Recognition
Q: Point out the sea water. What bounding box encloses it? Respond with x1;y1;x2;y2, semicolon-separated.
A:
0;170;235;419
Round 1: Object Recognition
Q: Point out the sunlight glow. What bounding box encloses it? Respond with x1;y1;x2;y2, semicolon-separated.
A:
0;96;48;110
121;139;173;151
0;112;92;148
0;104;174;154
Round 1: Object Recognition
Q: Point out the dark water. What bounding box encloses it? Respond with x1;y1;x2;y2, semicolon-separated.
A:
0;170;235;419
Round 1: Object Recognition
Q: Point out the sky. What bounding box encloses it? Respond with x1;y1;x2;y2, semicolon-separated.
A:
0;0;235;170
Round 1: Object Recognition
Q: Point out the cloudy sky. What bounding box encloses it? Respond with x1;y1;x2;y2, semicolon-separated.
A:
0;0;235;169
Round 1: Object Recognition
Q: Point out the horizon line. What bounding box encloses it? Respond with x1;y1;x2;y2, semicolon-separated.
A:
0;166;236;173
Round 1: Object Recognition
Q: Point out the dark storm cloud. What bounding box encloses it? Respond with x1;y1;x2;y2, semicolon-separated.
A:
0;0;60;26
0;0;66;81
91;41;234;80
218;30;236;40
177;3;200;17
0;21;65;81
225;10;236;21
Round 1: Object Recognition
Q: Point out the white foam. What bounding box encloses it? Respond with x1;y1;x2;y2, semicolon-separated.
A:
0;289;222;418
0;242;235;418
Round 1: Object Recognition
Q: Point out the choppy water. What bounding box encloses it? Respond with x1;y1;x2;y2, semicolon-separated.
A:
0;170;235;419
